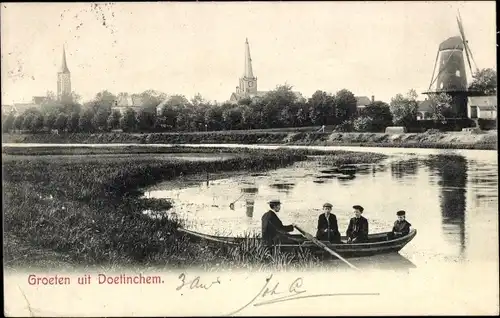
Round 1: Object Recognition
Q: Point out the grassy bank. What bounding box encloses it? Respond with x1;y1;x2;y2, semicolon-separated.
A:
2;130;497;150
3;147;387;270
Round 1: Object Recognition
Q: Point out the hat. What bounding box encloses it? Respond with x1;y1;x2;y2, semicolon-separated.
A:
268;199;281;205
323;202;333;208
353;205;364;212
396;210;406;216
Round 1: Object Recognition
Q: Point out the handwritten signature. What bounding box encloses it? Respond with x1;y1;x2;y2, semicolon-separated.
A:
176;273;221;291
227;274;379;315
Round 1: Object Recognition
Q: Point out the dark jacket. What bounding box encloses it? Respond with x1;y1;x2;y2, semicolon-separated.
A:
261;210;294;245
346;216;369;243
392;220;411;236
316;213;341;243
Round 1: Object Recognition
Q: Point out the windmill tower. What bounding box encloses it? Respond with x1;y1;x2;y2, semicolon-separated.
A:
424;10;479;118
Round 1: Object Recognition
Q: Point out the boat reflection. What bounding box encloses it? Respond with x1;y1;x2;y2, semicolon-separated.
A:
326;253;417;272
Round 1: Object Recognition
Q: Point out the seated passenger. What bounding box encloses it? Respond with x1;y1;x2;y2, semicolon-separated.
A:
316;202;341;243
346;205;368;243
388;210;412;240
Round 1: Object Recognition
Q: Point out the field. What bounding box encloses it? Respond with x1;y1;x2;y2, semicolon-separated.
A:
3;146;389;270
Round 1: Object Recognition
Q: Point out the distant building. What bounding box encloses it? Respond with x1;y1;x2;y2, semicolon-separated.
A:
6;96;47;116
1;105;15;116
156;99;167;115
468;96;497;119
417;99;433;120
229;38;304;104
57;45;72;101
112;94;144;114
355;95;374;113
32;96;48;105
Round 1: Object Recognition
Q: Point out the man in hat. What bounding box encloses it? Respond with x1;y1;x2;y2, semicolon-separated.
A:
388;210;412;240
316;203;341;243
346;205;369;243
261;199;295;245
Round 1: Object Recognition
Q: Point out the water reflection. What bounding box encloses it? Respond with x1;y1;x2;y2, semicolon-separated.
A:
424;155;467;256
269;183;296;193
391;158;419;180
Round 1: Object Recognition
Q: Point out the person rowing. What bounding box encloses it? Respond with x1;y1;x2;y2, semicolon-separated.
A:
261;199;295;246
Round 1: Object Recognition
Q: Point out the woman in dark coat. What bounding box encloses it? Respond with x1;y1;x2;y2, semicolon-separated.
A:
316;203;341;243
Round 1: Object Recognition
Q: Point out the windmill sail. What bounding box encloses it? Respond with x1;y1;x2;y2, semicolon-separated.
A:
457;10;479;74
457;15;473;74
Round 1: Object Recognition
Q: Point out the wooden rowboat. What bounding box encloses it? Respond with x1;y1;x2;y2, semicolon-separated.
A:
178;228;417;259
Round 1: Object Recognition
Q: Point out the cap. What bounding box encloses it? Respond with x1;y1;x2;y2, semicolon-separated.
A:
323;202;333;208
268;199;281;205
396;210;406;216
353;205;364;213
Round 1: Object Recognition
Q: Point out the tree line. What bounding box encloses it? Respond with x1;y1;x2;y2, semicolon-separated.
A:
2;68;496;134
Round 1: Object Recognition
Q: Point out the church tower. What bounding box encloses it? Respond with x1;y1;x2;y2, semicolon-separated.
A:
57;45;72;101
237;38;257;95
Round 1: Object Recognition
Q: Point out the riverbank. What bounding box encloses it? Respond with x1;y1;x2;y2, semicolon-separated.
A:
2;130;497;150
3;146;387;270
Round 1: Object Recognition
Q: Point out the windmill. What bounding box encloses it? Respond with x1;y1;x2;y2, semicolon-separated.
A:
424;9;480;118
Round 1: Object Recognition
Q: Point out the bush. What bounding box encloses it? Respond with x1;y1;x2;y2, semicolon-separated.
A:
333;120;354;132
353;116;373;132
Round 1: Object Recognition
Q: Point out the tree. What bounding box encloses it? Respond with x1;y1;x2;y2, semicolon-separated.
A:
137;108;156;131
140;90;167;112
120;108;138;132
31;113;44;133
44;113;57;131
360;101;393;132
67;112;80;133
428;93;453;120
308;90;336;125
91;90;116;113
469;68;497;96
389;89;419;127
334;89;357;122
2;113;15;133
92;108;110;131
107;110;122;130
222;107;243;130
295;103;309;127
13;115;24;131
79;109;95;132
22;114;34;131
260;84;298;128
54;113;68;133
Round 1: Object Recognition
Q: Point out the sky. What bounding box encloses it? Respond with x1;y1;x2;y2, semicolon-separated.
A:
1;1;496;105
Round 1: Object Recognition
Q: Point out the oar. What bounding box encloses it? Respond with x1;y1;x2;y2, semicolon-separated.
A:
294;225;360;271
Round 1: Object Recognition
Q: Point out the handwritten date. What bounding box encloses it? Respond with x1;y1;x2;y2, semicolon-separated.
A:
176;273;221;291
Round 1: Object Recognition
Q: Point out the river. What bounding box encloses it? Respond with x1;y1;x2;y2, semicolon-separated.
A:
132;144;497;271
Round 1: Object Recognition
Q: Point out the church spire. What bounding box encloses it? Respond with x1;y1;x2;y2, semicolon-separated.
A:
244;38;254;78
60;45;70;73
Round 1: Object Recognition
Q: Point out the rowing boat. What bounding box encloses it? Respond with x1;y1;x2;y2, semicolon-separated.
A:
177;228;417;258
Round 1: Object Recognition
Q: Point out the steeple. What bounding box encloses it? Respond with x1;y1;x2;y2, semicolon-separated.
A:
57;44;72;100
244;38;254;78
60;45;70;73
